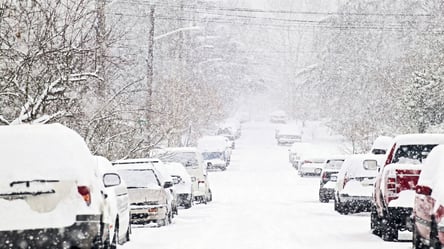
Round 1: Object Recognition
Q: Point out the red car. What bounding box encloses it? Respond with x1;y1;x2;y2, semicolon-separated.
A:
413;145;444;249
371;134;444;241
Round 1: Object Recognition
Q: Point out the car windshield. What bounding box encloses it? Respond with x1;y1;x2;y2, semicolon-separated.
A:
202;152;224;160
393;144;437;164
117;169;160;188
156;152;198;167
325;159;345;170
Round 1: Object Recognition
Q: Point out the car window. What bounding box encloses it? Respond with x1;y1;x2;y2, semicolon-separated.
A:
393;144;437;164
118;169;160;188
155;152;198;167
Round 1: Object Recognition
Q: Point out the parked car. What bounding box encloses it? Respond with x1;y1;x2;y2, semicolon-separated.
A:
319;156;347;203
218;118;242;139
275;126;302;146
270;110;288;123
164;162;193;209
112;159;174;227
370;136;393;155
198;136;231;171
412;145;444;249
95;156;131;247
0;124;109;249
298;158;326;177
371;134;444;241
151;147;212;204
335;154;384;215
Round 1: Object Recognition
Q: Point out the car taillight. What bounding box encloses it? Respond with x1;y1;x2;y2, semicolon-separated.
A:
77;186;91;206
385;143;396;166
385;175;398;204
303;160;312;164
343;176;349;189
322;172;328;183
415;185;432;196
435;205;444;224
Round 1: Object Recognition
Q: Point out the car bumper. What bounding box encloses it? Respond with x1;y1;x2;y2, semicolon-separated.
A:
319;188;335;199
299;167;322;175
0;215;104;249
177;194;192;205
130;205;167;224
340;194;372;209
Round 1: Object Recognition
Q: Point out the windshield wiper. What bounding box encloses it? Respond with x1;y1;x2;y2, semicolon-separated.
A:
0;190;56;198
10;179;59;187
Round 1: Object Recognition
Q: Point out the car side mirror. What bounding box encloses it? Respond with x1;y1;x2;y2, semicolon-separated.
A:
163;181;173;189
103;173;121;188
363;159;378;170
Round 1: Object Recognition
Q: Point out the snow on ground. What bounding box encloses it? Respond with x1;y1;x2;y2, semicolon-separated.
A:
122;121;411;249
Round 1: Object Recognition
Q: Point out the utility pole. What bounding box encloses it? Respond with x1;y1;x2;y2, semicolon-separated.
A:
95;0;106;98
147;4;155;122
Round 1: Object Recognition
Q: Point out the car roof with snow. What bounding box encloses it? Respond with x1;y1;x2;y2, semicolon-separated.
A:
156;147;200;153
371;136;393;150
418;145;444;189
112;158;156;170
393;134;444;145
0;123;95;183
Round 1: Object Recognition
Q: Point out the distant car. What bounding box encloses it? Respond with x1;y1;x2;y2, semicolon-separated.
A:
298;158;325;177
319;156;347;203
270;110;288;123
113;159;174;227
335;154;384;215
151;147;212;204
164;162;193;209
370;136;393;155
95;156;131;246
0;124;109;249
198;136;232;171
275;126;302;145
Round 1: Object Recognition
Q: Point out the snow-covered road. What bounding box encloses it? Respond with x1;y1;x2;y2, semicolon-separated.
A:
123;122;411;249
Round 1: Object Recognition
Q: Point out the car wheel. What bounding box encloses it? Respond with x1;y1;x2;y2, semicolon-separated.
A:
207;190;213;202
125;225;131;243
412;224;423;249
157;218;167;227
381;218;398;241
370;207;381;237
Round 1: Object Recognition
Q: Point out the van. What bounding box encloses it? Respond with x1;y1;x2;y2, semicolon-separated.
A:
151;147;212;204
0;124;108;249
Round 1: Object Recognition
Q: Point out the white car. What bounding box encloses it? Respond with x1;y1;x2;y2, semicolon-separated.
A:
95;156;131;247
151;147;212;204
113;159;174;226
334;154;385;215
275;126;302;145
164;162;193;209
0;124;109;248
319;156;347;202
298;158;326;176
198;136;231;171
270;110;288;123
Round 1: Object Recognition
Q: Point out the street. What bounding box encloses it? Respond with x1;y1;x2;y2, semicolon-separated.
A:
123;121;411;249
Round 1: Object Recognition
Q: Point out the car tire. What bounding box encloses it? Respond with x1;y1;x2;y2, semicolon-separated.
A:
207;190;213;202
370;207;382;237
412;224;423;249
125;225;131;243
319;192;328;203
157;218;167;227
381;218;398;241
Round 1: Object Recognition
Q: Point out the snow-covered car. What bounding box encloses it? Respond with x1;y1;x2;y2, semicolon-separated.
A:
335;154;384;215
298;158;325;177
270;110;288;123
95;156;131;246
164;162;193;209
370;136;393;155
151;147;212;204
319;156;347;203
371;134;444;241
0;124;109;249
198;136;232;171
275;126;302;145
113;159;174;226
218;118;242;139
412;145;444;249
